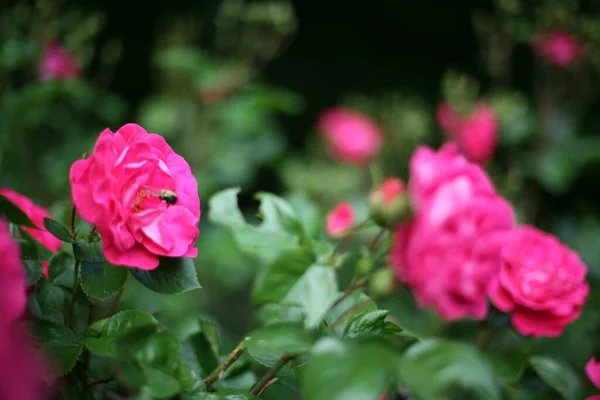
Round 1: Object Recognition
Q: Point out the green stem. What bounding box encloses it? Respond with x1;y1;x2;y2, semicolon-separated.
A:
68;257;81;331
70;204;77;238
369;229;387;253
329;221;371;263
249;354;297;396
203;338;249;389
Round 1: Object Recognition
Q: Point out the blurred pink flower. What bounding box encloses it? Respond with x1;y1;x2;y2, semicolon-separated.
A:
0;188;62;278
436;102;498;163
533;30;584;68
586;357;600;390
0;218;46;400
490;226;589;337
326;201;355;237
39;41;81;81
317;107;383;165
69;123;201;270
457;103;498;163
371;178;405;205
390;143;515;320
435;102;461;136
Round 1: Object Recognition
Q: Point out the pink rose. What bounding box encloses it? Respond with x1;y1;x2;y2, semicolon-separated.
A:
532;30;584;68
435;102;461;136
408;142;495;209
39;41;81;81
490;226;589;337
0;218;47;400
69;123;201;270
326;202;355;237
456;103;498;163
391;144;515;320
317;107;383;165
0;188;62;278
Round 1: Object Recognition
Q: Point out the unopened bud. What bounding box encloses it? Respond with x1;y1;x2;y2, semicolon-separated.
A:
356;256;374;276
368;178;411;228
369;268;397;296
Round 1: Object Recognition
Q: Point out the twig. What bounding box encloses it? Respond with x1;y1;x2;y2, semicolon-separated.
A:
249;354;297;396
103;289;123;319
93;384;127;400
329;221;370;262
329;277;368;311
88;377;115;386
67;259;81;331
369;229;387;253
70;204;77;238
203;338;249;389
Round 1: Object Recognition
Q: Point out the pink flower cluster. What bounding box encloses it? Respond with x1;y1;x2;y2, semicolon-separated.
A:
436;102;498;163
317;107;383;165
70;124;201;270
0;219;46;400
532;30;584;68
39;41;81;81
390;143;589;337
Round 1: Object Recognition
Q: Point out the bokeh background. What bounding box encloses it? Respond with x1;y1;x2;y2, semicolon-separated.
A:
4;0;600;398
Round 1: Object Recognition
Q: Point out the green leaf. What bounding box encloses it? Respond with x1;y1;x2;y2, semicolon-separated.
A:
85;309;158;357
252;247;315;305
81;258;127;299
191;319;220;374
283;265;339;329
399;339;500;400
23;260;44;285
324;292;377;335
17;237;38;260
35;278;65;315
73;239;96;261
142;364;182;399
130;257;201;294
184;390;261;400
42;218;74;243
0;194;37;227
47;252;72;283
257;303;305;326
529;356;580;400
31;320;84;376
208;188;299;263
300;337;397;400
343;310;389;338
255;192;305;237
247;324;315;366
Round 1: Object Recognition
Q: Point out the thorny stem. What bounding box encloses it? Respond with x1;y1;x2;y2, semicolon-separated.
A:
70;204;77;238
103;289;123;319
249;354;298;396
329;221;371;262
92;384;127;400
203;338;249;389
369;229;387;253
329;276;368;311
67;258;81;331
